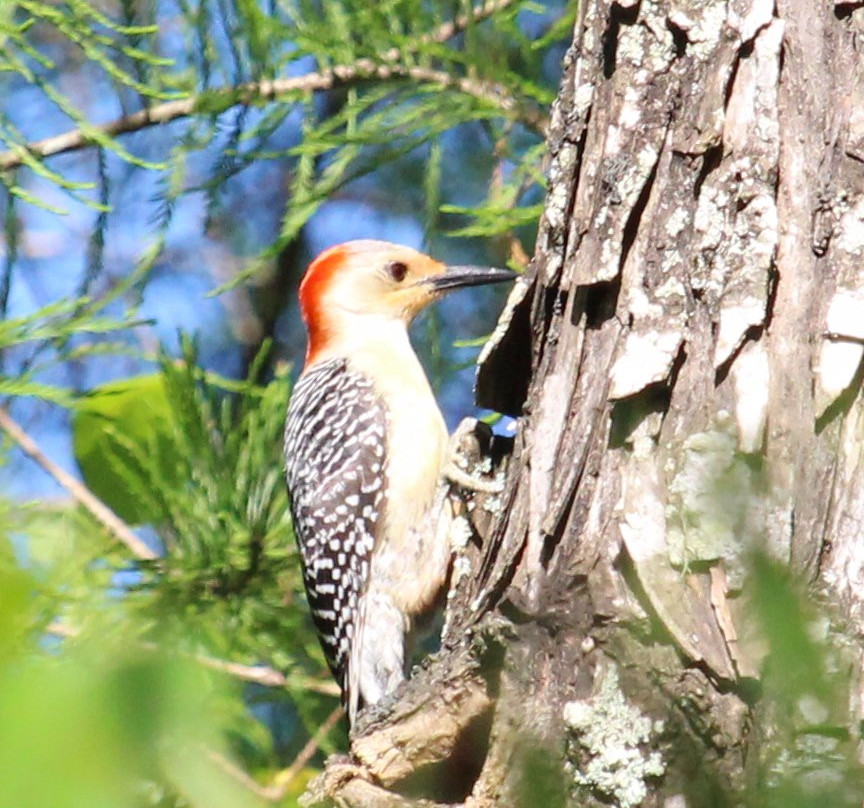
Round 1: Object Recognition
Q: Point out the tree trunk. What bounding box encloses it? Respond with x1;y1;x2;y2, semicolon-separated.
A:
303;1;864;806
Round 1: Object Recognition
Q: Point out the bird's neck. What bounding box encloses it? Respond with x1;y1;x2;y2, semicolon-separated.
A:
306;309;447;452
306;312;423;388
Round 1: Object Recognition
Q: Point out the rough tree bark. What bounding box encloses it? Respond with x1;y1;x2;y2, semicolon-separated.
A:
302;1;864;806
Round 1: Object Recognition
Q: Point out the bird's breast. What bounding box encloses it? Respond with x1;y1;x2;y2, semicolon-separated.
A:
345;345;451;617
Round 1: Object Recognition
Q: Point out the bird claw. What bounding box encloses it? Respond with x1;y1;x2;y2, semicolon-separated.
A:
444;461;504;494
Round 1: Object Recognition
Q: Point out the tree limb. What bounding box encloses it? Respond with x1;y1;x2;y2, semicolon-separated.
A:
302;769;456;808
351;647;492;787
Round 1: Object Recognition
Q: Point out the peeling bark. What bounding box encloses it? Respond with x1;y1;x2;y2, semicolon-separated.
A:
303;1;864;806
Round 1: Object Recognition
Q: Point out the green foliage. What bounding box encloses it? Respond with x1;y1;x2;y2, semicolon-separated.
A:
73;373;180;523
2;0;568;285
70;340;329;679
746;552;864;808
441;142;548;238
0;553;268;808
0;295;148;404
2;341;343;804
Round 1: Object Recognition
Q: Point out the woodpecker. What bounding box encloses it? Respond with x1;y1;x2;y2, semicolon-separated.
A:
284;240;513;724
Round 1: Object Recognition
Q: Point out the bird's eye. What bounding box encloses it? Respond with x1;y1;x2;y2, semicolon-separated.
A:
385;261;408;283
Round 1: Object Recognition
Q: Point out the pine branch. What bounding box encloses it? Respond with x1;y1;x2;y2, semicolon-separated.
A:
0;406;157;560
0;0;545;173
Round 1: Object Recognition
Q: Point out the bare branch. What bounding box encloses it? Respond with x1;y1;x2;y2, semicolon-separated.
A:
0;0;544;173
0;406;157;560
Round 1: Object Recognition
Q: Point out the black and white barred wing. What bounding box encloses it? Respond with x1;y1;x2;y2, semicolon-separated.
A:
284;358;387;691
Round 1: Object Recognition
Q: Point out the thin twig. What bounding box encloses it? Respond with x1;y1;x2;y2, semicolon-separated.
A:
45;621;339;694
206;705;344;801
205;748;278;799
0;406;157;560
263;705;345;801
194;652;340;696
383;0;516;62
434;0;515;44
194;653;288;687
0;0;544;171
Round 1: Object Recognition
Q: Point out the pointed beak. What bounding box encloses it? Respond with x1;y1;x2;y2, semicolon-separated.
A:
422;265;517;292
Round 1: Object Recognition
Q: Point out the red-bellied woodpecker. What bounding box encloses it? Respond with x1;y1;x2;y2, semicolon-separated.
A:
284;240;514;725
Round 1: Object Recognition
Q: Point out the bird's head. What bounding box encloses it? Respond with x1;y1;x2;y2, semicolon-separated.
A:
298;240;514;365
